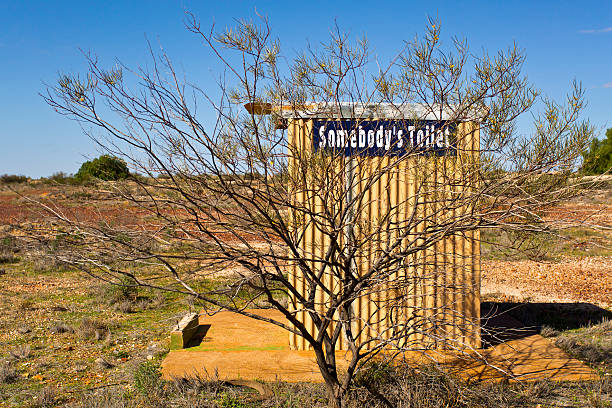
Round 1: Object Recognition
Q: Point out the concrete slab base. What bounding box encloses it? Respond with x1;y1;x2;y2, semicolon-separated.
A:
161;309;599;383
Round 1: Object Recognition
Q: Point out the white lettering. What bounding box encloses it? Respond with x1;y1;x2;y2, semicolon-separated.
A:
376;126;384;148
358;126;366;148
316;121;452;154
368;130;375;147
337;129;346;148
385;129;392;150
435;125;445;148
416;129;424;147
319;125;326;148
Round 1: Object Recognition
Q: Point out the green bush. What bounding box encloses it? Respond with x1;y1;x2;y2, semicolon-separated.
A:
353;360;394;388
75;155;130;181
0;174;27;184
215;392;250;408
44;171;94;185
46;171;74;184
0;235;20;264
133;361;162;395
581;127;612;175
104;275;139;305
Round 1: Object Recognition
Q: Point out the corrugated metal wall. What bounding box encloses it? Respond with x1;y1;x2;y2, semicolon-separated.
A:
287;119;481;351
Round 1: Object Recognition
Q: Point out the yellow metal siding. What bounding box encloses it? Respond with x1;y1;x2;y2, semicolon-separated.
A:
288;119;480;351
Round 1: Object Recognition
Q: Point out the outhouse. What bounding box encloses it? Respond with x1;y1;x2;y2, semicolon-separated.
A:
251;102;481;351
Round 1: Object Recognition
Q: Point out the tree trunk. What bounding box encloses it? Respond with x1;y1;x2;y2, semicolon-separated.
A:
326;382;346;408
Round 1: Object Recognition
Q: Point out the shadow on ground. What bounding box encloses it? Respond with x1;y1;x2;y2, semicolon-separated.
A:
481;302;612;347
185;324;211;348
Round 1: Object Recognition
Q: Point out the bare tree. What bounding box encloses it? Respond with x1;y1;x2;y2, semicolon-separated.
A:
32;14;594;408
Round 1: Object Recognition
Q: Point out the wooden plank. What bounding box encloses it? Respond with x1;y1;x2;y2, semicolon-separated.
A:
169;313;200;350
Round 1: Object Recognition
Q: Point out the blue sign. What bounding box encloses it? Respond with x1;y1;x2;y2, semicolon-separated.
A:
313;120;457;156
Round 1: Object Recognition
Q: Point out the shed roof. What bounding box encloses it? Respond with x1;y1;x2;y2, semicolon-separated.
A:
244;102;484;121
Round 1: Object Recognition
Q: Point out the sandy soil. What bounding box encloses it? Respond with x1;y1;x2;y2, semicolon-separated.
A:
482;257;612;308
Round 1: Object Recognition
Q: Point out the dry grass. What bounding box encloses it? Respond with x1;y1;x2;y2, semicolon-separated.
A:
31;386;57;408
0;361;18;384
56;364;612;408
553;319;612;369
50;321;74;334
76;317;111;341
114;300;134;314
0;236;20;265
540;325;560;338
9;345;31;361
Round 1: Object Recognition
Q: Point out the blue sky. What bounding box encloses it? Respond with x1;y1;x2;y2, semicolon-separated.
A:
1;1;611;177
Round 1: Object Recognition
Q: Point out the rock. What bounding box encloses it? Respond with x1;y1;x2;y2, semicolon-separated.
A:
74;364;87;372
17;327;31;334
146;354;153;360
95;357;114;369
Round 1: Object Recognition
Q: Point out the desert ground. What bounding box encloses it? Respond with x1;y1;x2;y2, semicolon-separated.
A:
0;178;610;407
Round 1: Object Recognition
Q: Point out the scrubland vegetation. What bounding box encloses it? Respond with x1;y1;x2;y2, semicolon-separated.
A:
0;175;610;407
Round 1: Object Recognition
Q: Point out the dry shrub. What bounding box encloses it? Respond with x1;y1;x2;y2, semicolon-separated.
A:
92;276;144;314
134;297;152;311
64;388;131;408
135;292;167;311
18;297;35;311
28;254;66;274
105;277;139;304
51;321;74;334
77;317;110;341
540;325;560;338
149;293;167;309
9;345;31;360
168;375;274;408
31;386;57;408
0;235;20;264
0;361;18;384
91;279;169;314
554;319;612;368
346;363;541;408
555;336;612;367
168;375;219;399
114;300;134;313
113;293;166;313
263;381;328;408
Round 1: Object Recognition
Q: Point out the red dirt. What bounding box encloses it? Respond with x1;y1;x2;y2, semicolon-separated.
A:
2;183;611;309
